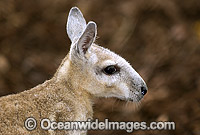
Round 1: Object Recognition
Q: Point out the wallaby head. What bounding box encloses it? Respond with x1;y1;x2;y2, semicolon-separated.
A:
57;7;147;102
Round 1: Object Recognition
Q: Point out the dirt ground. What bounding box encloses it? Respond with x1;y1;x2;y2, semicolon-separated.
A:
0;0;200;135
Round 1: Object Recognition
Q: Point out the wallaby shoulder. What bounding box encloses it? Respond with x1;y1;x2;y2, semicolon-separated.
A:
0;75;93;134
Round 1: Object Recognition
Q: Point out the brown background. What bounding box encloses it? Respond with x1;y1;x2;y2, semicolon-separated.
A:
0;0;200;135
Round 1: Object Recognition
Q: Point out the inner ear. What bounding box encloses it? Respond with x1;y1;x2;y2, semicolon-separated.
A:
77;21;97;55
80;29;95;54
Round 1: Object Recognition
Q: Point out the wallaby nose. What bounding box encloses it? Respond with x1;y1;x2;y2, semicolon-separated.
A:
141;86;147;96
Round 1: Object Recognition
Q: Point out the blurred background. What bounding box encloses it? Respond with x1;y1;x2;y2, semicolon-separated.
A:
0;0;200;134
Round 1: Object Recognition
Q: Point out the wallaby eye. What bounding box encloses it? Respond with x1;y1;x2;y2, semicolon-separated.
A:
103;65;119;75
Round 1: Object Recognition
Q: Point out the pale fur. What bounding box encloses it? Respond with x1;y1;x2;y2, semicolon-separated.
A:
0;7;147;135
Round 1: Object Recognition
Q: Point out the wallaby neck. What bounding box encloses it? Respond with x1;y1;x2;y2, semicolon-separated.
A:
54;55;94;120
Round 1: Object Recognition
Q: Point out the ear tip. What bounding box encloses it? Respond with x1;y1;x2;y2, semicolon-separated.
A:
70;7;81;15
88;21;97;29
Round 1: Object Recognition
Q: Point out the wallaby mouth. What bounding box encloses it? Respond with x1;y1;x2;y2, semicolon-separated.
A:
128;83;148;102
128;94;143;102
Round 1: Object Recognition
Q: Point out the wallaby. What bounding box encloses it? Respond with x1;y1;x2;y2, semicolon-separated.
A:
0;7;147;135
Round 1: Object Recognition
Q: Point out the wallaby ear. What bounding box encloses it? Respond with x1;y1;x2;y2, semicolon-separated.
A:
76;21;97;55
67;7;86;42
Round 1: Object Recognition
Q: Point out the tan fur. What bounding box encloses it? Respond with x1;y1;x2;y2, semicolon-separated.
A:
0;7;147;135
0;54;93;135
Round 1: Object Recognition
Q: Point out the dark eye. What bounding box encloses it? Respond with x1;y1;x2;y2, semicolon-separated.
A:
103;65;119;75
